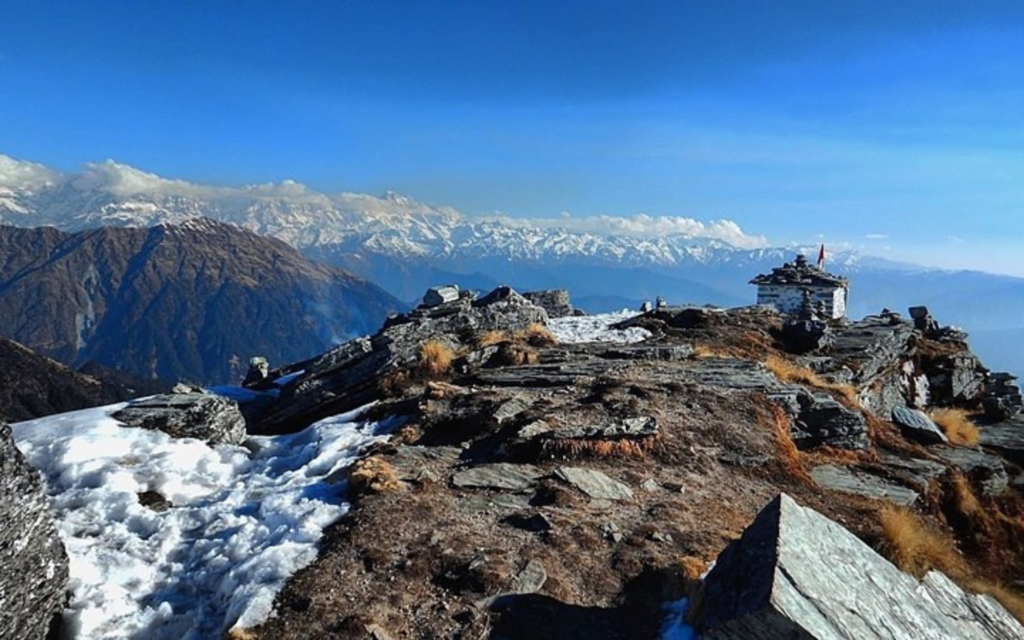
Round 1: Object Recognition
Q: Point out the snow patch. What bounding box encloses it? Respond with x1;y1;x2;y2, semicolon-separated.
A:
548;310;651;344
11;402;396;639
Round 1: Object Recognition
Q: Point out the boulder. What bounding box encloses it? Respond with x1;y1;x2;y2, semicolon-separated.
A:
451;463;544;492
780;318;833;354
892;406;948;445
423;285;460;308
113;392;247;445
932;446;1008;496
698;493;1024;639
0;422;69;639
979;414;1024;466
522;290;574;318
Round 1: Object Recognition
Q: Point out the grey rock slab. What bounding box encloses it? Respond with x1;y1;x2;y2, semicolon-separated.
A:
511;559;548;594
810;464;919;506
423;285;460;307
493;397;532;425
932;446;1009;496
451;463;544;492
517;420;553;440
555;466;634;501
892;406;948;445
1;422;69;640
979;414;1024;465
878;453;948;487
114;392;246;445
553;416;658;441
699;493;1024;639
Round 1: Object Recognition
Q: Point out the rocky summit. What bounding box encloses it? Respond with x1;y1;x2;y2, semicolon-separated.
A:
7;287;1024;639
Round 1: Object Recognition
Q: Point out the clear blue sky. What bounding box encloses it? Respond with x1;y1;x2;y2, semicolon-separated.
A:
3;1;1024;274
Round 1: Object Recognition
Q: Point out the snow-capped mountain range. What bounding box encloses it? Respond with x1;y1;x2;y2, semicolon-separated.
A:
0;152;841;270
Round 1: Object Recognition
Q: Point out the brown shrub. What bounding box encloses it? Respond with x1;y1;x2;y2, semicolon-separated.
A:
929;408;980;445
349;456;407;495
377;369;411;397
878;505;969;580
764;355;859;407
418;340;454;378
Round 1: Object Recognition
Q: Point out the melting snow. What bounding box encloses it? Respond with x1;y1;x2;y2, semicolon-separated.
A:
11;402;396;639
548;309;651;344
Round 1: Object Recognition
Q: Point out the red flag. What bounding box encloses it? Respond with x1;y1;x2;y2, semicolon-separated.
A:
817;244;825;270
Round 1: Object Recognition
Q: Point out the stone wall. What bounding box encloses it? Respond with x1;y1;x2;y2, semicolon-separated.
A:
756;284;847;319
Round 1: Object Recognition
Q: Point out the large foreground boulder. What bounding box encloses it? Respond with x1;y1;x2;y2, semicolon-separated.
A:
1;422;69;639
113;392;247;445
698;493;1024;639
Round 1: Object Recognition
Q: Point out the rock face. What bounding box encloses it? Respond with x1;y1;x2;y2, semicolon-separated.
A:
0;422;69;639
0;221;399;384
113;392;247;445
984;372;1024;421
698;493;1024;639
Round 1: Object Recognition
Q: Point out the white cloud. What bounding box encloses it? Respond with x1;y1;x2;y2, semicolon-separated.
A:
865;233;889;240
0;153;62;190
485;212;768;249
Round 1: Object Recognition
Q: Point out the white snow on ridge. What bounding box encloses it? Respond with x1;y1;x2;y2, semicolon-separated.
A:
548;310;651;344
11;402;396;639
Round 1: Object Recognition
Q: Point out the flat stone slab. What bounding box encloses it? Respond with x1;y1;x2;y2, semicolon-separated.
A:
452;463;544;492
892;407;947;445
553;416;658;440
555;467;634;501
979;415;1024;464
811;464;919;506
113;393;246;445
698;493;1024;639
932;446;1008;496
878;453;948;488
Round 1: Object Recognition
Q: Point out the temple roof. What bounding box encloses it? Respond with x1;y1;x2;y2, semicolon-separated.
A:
749;254;849;288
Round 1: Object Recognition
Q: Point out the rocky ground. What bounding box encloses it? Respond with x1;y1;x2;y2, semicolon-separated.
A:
8;286;1024;639
236;290;1024;639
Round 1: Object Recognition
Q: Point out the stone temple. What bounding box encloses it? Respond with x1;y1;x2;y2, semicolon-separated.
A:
750;253;849;320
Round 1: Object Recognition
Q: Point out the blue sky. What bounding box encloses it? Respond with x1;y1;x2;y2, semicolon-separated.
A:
3;1;1024;274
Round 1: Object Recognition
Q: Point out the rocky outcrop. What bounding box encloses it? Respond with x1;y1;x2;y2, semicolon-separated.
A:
113;392;247;445
698;493;1024;639
0;221;399;385
251;286;549;433
892;406;947;445
0;422;69;639
984;372;1023;421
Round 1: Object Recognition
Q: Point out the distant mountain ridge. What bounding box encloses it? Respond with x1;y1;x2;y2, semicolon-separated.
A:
3;152;1023;375
0;219;399;384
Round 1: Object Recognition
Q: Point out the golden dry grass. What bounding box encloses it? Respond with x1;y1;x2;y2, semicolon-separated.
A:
770;404;813;485
879;504;1024;625
418;340;454;377
879;505;969;579
764;355;859;407
929;408;980;445
950;473;985;521
520;322;558;347
541;436;656;460
477;330;509;348
349;456;406;495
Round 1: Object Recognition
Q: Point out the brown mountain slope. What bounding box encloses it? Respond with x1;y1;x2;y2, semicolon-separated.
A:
0;219;400;384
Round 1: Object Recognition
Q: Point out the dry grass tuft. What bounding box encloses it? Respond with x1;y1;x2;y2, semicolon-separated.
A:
541;436;656;460
764;355;859;407
349;456;407;495
418;340;454;378
226;627;257;640
377;369;411;397
495;342;539;366
879;505;969;580
950;473;985;521
519;322;558;347
770;405;813;485
477;330;509;348
929;408;980;445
